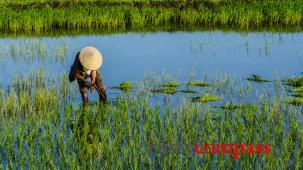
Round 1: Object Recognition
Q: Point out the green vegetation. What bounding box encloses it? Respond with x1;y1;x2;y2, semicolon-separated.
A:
0;70;302;169
151;88;178;94
151;88;197;94
1;0;303;35
178;89;197;94
291;86;303;93
185;81;211;87
191;94;221;103
161;82;181;88
246;74;271;83
284;76;303;87
285;97;303;105
283;76;303;106
113;81;133;92
217;103;257;111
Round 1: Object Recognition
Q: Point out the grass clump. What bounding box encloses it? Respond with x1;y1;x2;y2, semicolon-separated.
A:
191;94;221;103
151;88;178;94
178;89;197;94
246;74;271;82
290;86;303;92
185;81;210;87
285;97;303;105
217;103;257;111
161;82;181;88
114;81;132;92
284;76;303;87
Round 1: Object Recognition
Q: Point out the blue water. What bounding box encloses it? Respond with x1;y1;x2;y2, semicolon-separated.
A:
0;31;302;103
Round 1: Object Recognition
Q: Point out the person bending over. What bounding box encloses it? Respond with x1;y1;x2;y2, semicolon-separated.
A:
69;46;107;105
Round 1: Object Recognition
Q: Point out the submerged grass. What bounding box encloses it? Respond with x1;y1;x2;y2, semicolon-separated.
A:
161;82;181;88
0;70;302;169
113;81;133;92
217;103;257;111
185;81;211;87
1;0;303;34
191;94;221;103
285;97;303;106
151;88;178;95
284;76;303;87
291;86;303;93
246;74;271;83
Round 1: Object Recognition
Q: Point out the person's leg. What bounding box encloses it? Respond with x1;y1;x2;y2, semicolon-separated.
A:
77;79;89;105
95;72;107;103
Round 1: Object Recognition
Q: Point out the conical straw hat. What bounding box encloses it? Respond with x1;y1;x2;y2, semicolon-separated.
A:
79;46;103;70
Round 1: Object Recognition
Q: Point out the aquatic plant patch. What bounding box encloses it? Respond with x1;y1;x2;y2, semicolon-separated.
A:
284;76;303;87
161;82;181;88
290;86;303;92
191;94;221;103
113;81;132;92
217;103;257;111
285;97;303;105
185;81;211;87
246;74;271;83
151;88;178;94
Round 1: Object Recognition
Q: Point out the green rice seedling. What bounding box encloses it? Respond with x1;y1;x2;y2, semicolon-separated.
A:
185;81;211;87
191;94;221;103
113;81;133;92
284;76;303;87
246;74;271;82
1;70;303;169
290;86;303;92
178;89;197;94
285;97;303;105
217;103;257;111
0;0;303;35
151;88;178;95
291;92;303;98
161;82;181;88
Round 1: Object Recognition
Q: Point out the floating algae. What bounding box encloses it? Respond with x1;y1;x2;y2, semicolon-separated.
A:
246;74;271;82
151;88;197;94
291;93;303;98
285;97;303;105
290;86;303;92
151;88;178;94
185;81;210;87
284;76;303;87
179;89;198;94
217;103;257;111
114;81;132;92
161;82;181;88
191;94;221;103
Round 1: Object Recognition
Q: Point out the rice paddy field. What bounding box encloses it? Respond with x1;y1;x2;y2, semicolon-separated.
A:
0;0;303;169
1;0;303;35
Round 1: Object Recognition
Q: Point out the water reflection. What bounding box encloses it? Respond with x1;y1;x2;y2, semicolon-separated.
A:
0;31;302;87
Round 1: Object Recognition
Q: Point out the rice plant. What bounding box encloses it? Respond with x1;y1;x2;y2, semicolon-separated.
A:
0;70;302;169
0;0;302;35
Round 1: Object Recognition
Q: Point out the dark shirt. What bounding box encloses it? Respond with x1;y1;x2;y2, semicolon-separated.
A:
69;52;90;82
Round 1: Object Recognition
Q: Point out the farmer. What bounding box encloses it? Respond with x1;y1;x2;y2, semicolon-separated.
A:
69;46;107;105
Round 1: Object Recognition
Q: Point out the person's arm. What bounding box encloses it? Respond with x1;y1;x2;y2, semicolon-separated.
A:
91;70;97;84
89;70;97;92
74;69;87;83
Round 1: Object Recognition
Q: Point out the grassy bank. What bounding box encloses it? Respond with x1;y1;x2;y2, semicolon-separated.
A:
0;0;303;35
0;70;302;169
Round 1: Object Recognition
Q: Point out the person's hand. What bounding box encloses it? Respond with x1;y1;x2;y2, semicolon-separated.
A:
89;82;97;93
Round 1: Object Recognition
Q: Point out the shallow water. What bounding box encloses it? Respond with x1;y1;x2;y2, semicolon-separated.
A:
0;31;302;103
